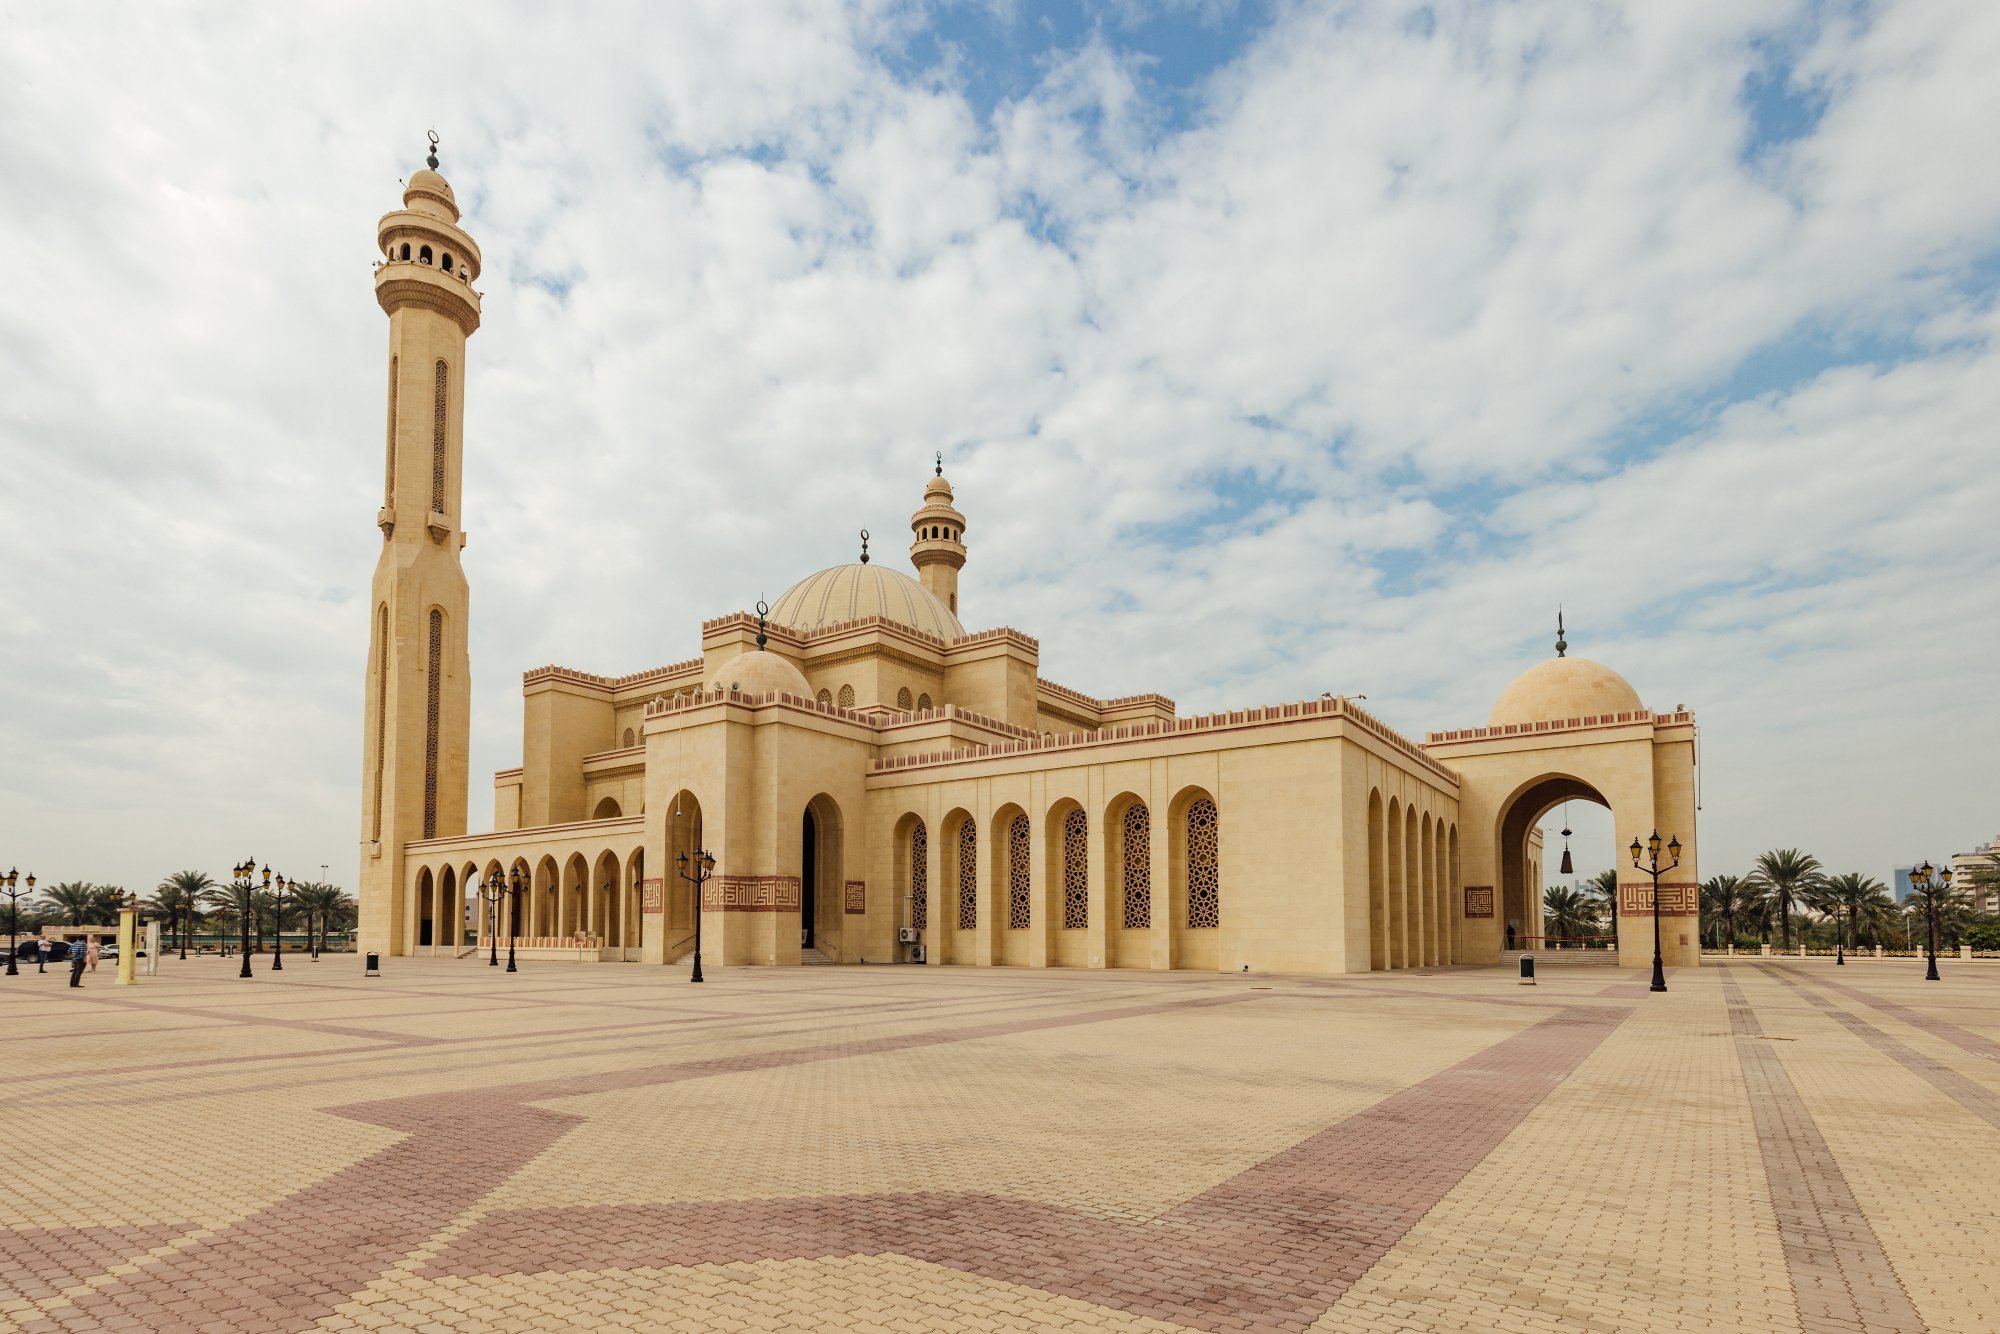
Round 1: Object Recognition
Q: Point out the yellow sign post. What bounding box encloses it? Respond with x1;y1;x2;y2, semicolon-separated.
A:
116;896;138;987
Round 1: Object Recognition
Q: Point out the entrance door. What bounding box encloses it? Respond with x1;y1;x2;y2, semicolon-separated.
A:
801;808;817;950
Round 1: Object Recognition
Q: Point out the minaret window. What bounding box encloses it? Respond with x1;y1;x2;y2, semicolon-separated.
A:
372;604;388;841
441;252;453;272
419;245;433;264
423;609;443;840
430;360;448;516
917;692;932;711
837;684;855;708
400;243;410;260
896;687;912;710
384;356;397;506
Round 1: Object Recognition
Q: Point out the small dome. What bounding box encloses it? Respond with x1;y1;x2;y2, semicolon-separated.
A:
403;169;460;221
923;475;954;502
709;649;810;697
1490;657;1643;726
770;563;965;639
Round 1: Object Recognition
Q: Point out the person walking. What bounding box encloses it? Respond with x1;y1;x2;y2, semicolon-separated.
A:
69;944;86;987
36;939;48;973
86;938;100;973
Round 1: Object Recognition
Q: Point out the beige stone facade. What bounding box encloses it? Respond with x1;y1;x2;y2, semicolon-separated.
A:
357;158;1702;974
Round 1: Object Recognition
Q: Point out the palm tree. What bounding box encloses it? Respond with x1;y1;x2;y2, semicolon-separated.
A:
1745;849;1823;950
1586;868;1619;949
38;881;98;926
1542;885;1599;944
291;882;339;955
152;870;213;956
1700;875;1748;947
201;881;253;952
1822;873;1893;950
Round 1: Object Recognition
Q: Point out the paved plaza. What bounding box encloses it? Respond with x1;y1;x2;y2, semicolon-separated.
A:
3;957;1998;1333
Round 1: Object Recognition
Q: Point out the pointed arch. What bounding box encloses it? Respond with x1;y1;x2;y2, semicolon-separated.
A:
1368;789;1386;970
1169;785;1219;971
1386;796;1405;968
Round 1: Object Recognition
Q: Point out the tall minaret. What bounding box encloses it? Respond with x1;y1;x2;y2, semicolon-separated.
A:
909;452;968;618
359;135;481;958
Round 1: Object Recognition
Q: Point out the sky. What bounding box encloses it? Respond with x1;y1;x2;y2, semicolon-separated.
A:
1;0;1996;898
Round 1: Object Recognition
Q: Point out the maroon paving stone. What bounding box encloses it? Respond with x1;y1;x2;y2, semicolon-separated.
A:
421;1005;1627;1333
1720;967;1927;1334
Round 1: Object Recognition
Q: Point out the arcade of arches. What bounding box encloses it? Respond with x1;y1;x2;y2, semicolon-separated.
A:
358;152;1702;974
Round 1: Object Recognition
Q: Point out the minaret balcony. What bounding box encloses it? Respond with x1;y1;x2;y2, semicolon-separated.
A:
374;263;481;335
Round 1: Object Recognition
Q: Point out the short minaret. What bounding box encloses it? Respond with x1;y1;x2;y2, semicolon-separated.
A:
909;453;968;619
359;135;482;959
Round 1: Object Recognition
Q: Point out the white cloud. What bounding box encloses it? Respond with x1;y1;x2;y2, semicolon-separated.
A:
0;0;1994;897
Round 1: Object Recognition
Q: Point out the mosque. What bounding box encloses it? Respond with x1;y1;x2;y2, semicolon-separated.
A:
356;147;1701;975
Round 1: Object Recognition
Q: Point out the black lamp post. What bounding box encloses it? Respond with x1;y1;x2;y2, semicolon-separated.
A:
1628;829;1681;994
506;866;523;973
3;868;31;978
1910;861;1952;982
270;873;288;971
477;870;505;967
232;859;256;979
1834;892;1847;966
677;848;715;983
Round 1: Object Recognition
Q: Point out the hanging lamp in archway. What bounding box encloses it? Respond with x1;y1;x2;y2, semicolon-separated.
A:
1558;801;1574;877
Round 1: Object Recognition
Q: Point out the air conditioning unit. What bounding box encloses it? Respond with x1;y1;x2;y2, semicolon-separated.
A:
897;927;918;943
908;942;925;963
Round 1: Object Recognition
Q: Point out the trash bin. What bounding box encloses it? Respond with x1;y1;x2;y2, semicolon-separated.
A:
1518;954;1536;985
364;952;380;977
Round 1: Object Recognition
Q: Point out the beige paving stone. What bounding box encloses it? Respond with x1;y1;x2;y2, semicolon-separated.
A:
4;956;2000;1332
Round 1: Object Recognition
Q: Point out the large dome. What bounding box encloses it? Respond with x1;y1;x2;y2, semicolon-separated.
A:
1490;657;1643;726
769;563;964;639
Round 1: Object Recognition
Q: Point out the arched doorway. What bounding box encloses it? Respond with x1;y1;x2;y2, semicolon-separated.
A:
801;807;818;950
663;791;703;961
1497;775;1611;955
416;867;435;950
800;794;845;957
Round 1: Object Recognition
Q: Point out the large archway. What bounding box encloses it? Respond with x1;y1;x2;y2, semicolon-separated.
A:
1497;774;1611;955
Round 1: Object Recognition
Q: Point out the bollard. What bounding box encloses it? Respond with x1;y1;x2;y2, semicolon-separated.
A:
1518;954;1536;985
364;952;381;977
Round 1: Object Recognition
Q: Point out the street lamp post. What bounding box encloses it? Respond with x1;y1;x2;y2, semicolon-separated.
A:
1910;861;1952;982
271;874;288;972
232;860;256;979
477;870;505;967
1628;829;1682;994
506;866;523;973
677;848;715;983
3;869;32;978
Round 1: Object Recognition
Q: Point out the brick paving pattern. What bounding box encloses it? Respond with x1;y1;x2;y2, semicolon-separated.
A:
3;956;1997;1332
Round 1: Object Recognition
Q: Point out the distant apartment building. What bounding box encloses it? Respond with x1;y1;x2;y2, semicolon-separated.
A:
1951;836;2000;914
